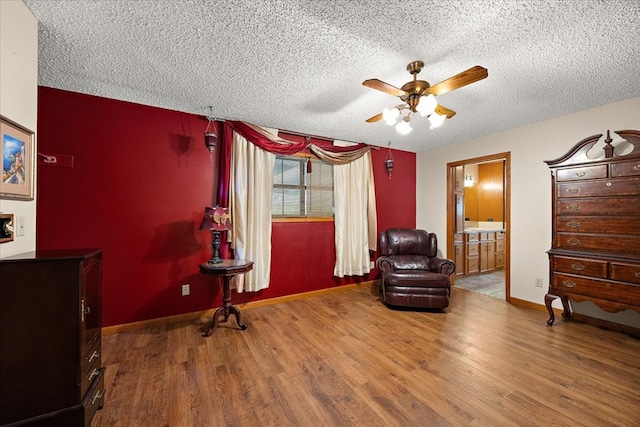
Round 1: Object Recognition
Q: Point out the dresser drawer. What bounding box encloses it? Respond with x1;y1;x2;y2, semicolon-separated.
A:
454;233;464;244
557;176;640;198
81;350;102;399
553;273;640;301
556;216;640;234
611;159;640;177
82;367;106;427
610;261;640;285
557;197;639;216
557;233;640;255
556;165;607;181
552;255;607;278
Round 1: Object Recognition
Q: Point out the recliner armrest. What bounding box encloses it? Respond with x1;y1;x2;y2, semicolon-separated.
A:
428;257;456;276
376;256;394;275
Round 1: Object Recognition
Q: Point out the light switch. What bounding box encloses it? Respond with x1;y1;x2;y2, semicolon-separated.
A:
16;215;25;236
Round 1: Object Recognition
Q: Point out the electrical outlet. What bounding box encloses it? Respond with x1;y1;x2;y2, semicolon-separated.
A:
535;278;543;288
181;284;190;296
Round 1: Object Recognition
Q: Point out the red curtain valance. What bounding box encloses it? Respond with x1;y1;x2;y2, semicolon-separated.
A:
225;120;372;161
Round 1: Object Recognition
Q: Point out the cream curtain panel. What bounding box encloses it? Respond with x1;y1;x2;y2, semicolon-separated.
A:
332;140;378;278
229;128;277;292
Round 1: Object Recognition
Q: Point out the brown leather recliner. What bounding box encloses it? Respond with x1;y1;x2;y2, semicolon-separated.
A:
377;228;455;309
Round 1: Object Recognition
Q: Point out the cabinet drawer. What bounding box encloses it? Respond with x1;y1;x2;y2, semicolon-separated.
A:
610;262;640;285
556;233;640;255
495;240;505;252
466;233;479;243
466;257;479;274
553;274;640;302
557;197;639;216
556;216;640;234
496;253;505;268
557;176;640;198
480;232;495;241
82;367;106;427
552;255;607;278
556;165;607;181
81;352;102;399
611;159;640;177
496;231;505;240
454;233;464;244
467;243;479;256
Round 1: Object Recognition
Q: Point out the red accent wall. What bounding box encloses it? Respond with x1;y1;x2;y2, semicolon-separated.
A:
36;87;416;327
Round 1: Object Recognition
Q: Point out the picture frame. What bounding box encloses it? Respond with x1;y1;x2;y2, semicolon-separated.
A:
1;115;34;200
0;213;14;244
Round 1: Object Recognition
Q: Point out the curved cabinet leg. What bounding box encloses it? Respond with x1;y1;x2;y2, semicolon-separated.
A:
560;295;572;319
545;293;557;326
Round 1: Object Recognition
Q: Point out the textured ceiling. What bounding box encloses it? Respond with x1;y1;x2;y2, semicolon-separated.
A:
22;0;640;152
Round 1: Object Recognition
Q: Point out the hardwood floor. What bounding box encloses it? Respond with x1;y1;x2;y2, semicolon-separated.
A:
93;285;640;426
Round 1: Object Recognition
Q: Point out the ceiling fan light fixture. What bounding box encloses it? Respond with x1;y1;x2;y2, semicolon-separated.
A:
382;107;400;126
395;118;412;135
428;112;446;129
416;94;437;117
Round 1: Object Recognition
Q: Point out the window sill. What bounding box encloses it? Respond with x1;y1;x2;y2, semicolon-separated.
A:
272;217;334;223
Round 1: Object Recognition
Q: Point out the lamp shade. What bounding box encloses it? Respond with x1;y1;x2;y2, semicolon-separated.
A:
199;206;232;231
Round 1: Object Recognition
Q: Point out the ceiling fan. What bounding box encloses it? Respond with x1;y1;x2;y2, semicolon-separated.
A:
363;61;488;135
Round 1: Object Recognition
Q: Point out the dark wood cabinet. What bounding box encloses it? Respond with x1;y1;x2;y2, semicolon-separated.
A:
0;248;105;426
545;130;640;332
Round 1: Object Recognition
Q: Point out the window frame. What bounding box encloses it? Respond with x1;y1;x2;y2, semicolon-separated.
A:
272;152;334;221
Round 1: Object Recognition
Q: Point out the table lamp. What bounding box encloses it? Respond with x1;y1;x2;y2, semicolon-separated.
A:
199;206;231;264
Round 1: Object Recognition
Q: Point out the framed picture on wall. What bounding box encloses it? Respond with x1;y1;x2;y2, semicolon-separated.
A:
1;115;34;200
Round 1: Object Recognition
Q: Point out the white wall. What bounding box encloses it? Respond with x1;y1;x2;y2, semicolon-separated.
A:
0;0;38;257
417;96;640;327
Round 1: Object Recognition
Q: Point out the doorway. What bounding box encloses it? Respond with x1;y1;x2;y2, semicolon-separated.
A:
446;152;510;301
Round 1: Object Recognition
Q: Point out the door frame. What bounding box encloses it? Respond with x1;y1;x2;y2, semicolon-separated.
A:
446;152;511;301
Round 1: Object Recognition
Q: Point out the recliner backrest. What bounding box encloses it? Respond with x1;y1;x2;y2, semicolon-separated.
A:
379;228;437;258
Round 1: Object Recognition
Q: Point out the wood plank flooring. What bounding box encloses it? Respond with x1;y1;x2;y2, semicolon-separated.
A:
93;285;640;426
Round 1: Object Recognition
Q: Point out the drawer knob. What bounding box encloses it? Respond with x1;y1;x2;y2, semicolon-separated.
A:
566;204;581;212
575;171;586;177
89;350;100;363
567;220;581;229
91;390;104;405
606;182;612;187
562;280;576;288
567;187;580;194
88;368;100;382
635;272;640;278
567;238;581;246
634;165;640;171
605;283;612;288
571;263;585;271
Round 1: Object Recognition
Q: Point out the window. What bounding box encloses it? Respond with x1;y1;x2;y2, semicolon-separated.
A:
272;155;333;218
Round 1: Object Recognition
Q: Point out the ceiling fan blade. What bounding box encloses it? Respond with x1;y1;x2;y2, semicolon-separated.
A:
429;66;488;96
366;112;383;123
435;104;456;118
363;79;407;97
